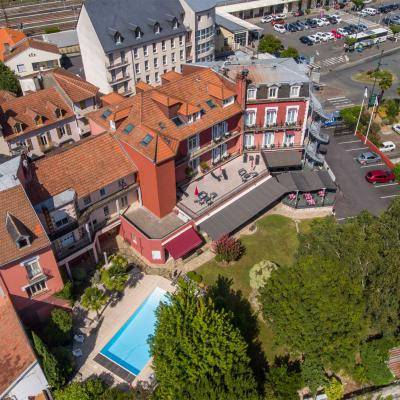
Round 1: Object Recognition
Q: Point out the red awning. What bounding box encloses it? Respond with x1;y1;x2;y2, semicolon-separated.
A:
165;228;202;259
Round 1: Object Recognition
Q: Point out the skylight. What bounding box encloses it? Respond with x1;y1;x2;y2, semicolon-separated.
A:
101;109;112;120
206;99;216;109
172;116;183;127
140;134;153;146
123;123;135;134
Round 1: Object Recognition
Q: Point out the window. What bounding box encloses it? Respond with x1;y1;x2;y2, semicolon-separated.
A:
187;134;199;153
195;26;214;40
286;107;298;124
171;53;175;63
57;126;66;139
268;86;278;98
83;195;91;206
283;133;295;146
244;134;255;149
103;206;109;217
196;41;212;54
143;45;148;56
173;18;179;29
14;123;23;133
265;109;277;126
135;63;140;74
263;132;275;148
100;187;106;196
146;75;150;84
222;96;234;107
78;100;86;109
144;60;149;71
162;40;166;51
24;259;42;280
17;64;26;73
247;87;257;100
179;35;184;46
152;250;161;260
155;72;159;82
120;50;125;62
32;62;40;71
154;23;161;35
189;157;199;170
134;27;142;39
118;178;126;187
152;43;157;53
133;48;138;58
120;195;128;207
154;58;158;68
39;134;48;146
26;280;47;297
115;33;123;44
180;50;184;61
171;38;175;48
212;121;228;140
245;109;256;126
290;85;300;98
52;209;69;228
162;55;167;65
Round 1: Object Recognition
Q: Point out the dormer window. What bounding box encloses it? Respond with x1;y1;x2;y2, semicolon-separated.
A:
34;115;43;125
290;85;301;98
135;27;142;39
17;236;30;249
55;108;63;118
154;23;161;35
247;87;257;100
114;32;123;45
222;96;235;107
173;18;179;30
268;86;278;99
14;122;23;134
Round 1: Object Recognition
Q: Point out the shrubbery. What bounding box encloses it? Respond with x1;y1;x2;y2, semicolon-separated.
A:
186;270;203;284
249;260;277;290
212;234;244;263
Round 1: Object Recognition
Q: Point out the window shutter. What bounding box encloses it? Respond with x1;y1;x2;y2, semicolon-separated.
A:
46;131;52;144
66;124;72;135
57;127;63;139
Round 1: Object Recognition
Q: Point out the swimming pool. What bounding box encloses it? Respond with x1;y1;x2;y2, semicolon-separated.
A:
100;287;169;376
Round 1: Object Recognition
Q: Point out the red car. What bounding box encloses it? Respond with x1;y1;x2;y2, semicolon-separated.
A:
365;170;395;184
331;29;343;39
271;19;285;25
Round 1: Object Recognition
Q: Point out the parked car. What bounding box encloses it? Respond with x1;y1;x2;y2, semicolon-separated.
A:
313;18;325;27
295;55;308;63
392;123;400;134
317;32;331;41
292;9;304;16
379;141;396;153
366;169;395;184
329;14;342;22
274;24;286;33
286;23;299;32
363;7;378;15
320;17;330;25
337;27;349;36
299;35;314;45
328;16;339;24
331;29;343;38
305;18;318;28
322;111;341;127
261;14;274;23
357;23;368;31
295;20;307;30
308;34;321;43
275;13;287;19
271;18;285;25
357;151;382;164
324;31;335;40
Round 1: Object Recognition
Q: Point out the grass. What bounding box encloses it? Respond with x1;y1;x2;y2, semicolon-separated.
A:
352;69;397;84
197;214;315;361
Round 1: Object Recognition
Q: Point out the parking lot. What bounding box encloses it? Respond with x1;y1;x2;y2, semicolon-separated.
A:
326;132;400;219
254;7;399;70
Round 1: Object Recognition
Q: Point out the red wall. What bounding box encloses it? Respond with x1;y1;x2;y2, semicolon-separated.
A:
0;246;64;316
119;141;177;218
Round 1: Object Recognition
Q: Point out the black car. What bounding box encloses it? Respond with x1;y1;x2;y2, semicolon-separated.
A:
286;23;299;32
294;21;306;30
299;36;313;45
305;19;317;28
328;16;338;24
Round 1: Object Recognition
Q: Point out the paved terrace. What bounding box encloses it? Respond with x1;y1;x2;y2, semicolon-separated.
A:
177;154;268;217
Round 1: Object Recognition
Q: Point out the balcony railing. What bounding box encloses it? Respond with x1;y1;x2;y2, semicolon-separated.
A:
26;270;48;284
108;74;130;85
245;143;304;151
106;59;129;70
245;121;303;132
305;143;325;164
308;121;330;144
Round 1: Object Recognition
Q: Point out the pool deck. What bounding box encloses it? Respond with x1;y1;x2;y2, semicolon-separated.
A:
73;275;174;386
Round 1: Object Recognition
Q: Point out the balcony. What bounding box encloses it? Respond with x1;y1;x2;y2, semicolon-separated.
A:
106;59;129;70
244;143;304;152
108;74;130;85
245;121;303;132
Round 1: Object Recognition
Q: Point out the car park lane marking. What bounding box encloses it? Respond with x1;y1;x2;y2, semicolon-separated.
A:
338;140;361;144
327;96;347;101
374;183;399;188
360;163;385;168
345;147;369;151
380;194;400;199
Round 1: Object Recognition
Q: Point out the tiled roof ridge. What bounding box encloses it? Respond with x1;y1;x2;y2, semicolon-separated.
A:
52;68;99;97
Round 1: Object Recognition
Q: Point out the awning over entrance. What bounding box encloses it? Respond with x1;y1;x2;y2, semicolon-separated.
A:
276;170;336;192
165;228;203;259
263;150;303;171
198;177;286;240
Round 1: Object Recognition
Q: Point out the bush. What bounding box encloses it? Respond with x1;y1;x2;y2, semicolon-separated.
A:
394;163;400;182
258;34;283;54
51;308;73;333
44;26;60;34
52;346;75;381
212;234;244;263
186;271;203;284
249;260;277;290
55;281;74;303
325;377;344;400
280;47;299;59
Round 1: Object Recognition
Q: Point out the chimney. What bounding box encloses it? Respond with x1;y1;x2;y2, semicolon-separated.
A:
20;153;33;183
3;43;9;52
235;68;248;109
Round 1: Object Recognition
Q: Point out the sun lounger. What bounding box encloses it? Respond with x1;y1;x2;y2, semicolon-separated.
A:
72;348;83;357
74;334;85;343
238;168;247;177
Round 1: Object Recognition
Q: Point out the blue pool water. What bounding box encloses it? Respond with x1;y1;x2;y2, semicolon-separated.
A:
100;287;169;375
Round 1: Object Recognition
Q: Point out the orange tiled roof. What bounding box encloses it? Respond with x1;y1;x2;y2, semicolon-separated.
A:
3;37;59;62
87;68;241;164
135;81;153;92
26;133;137;204
49;68;99;103
161;70;182;83
0;89;15;104
101;92;125;106
0;184;49;266
0;27;26;61
0;290;37;394
0;87;74;140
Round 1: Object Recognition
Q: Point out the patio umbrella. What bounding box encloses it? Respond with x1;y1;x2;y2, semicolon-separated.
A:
194;185;199;197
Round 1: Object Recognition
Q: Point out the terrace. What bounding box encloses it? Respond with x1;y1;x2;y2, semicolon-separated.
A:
177;153;269;217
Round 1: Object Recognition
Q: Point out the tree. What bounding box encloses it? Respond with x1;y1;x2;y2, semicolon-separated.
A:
280;47;299;58
339;106;362;129
258;34;283;54
260;256;367;371
351;0;364;10
324;377;344;400
378;76;393;101
32;332;65;389
390;24;400;35
393;163;400;182
101;264;129;292
51;308;73;333
54;378;106;400
249;260;277;290
149;281;260;400
301;357;328;395
81;287;108;318
212;234;244;263
0;62;21;95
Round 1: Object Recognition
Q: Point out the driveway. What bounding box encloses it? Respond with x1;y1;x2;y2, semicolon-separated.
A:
326;132;400;219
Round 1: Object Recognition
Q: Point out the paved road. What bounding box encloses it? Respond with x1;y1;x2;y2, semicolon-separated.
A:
326;132;400;219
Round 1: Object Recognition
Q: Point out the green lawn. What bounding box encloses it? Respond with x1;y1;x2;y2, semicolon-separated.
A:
196;214;315;360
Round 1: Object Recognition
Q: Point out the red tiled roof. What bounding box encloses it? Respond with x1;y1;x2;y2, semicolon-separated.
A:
0;185;49;266
0;290;37;394
3;38;59;62
0;27;26;61
87;68;241;164
135;81;153;92
0;87;74;140
26;133;137;204
388;347;400;378
0;89;15;103
161;70;182;83
101;92;125;106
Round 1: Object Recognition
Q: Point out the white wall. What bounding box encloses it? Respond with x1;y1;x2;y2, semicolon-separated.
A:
77;5;110;94
2;361;49;400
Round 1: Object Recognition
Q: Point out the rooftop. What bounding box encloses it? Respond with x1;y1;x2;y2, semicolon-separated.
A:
123;206;185;239
101;92;125;106
3;37;59;62
0;184;49;266
181;0;216;12
25;133;137;204
0;291;37;395
41;29;79;48
216;10;263;33
82;0;187;53
0;27;26;61
0;156;21;190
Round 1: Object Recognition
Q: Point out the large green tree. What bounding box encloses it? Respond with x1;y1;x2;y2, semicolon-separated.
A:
260;255;367;371
0;62;21;95
258;34;283;54
149;282;260;400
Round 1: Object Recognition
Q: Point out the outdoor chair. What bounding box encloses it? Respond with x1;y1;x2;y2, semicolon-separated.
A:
249;171;259;178
74;334;85;343
222;169;228;180
238;168;247;177
211;171;221;181
72;348;83;357
210;192;217;200
198;191;207;200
